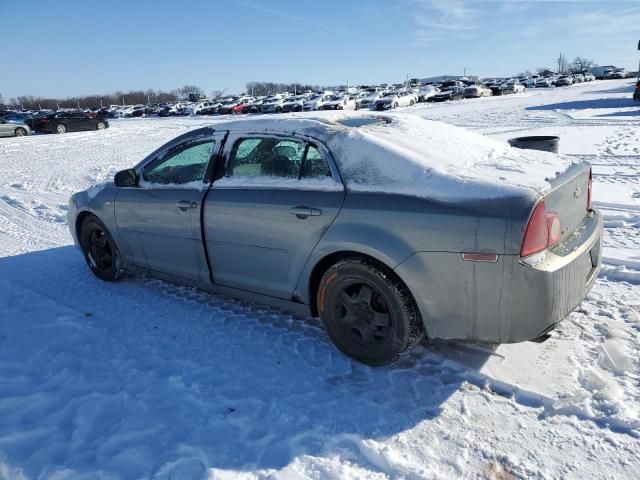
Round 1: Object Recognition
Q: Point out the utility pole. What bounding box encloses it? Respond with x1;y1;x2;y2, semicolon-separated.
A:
637;40;640;79
464;67;466;77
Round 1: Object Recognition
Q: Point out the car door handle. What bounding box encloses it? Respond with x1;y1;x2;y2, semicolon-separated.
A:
289;205;322;219
176;200;198;210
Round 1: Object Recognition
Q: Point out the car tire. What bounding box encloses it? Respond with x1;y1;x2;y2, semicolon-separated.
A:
409;100;415;106
97;121;106;130
79;215;122;282
14;127;28;137
56;124;67;134
393;102;398;108
317;257;423;366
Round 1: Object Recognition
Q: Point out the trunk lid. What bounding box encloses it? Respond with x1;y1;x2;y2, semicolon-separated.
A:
540;163;591;243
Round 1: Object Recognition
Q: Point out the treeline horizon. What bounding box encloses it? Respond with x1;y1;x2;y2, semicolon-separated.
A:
1;81;329;110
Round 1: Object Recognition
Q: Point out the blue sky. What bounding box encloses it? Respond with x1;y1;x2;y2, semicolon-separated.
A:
1;0;639;99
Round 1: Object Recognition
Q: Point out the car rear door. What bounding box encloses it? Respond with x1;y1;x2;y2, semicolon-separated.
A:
114;129;227;283
204;134;345;299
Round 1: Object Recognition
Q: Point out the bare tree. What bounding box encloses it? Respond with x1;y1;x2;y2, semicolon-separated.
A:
569;57;595;74
0;93;4;109
178;85;204;100
515;70;533;77
557;53;569;74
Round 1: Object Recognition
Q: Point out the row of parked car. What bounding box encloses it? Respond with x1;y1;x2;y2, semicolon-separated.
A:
0;69;625;138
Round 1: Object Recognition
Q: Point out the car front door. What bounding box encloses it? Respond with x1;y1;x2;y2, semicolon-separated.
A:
114;129;227;283
204;134;345;299
0;120;11;137
71;113;90;130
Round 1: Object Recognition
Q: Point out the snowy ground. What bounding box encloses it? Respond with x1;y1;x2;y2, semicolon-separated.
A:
0;79;639;479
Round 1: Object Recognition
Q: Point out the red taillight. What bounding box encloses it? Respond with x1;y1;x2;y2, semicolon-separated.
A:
520;202;563;257
587;168;592;211
521;202;548;257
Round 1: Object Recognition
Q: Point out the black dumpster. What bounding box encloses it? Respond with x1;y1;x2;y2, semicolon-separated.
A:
508;135;559;153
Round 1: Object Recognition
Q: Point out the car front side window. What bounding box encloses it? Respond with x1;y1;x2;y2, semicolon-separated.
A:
227;137;305;178
142;139;216;186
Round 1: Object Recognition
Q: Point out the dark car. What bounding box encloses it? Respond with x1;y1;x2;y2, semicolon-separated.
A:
429;87;466;102
488;84;503;96
29;111;109;134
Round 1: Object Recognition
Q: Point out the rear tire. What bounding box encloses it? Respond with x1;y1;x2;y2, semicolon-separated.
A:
79;215;121;282
317;257;423;366
14;127;27;137
97;121;106;130
56;124;67;134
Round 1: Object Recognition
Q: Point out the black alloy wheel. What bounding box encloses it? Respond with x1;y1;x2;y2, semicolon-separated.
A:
318;257;423;366
80;216;121;281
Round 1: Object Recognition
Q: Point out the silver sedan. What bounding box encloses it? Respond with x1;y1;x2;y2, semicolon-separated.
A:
68;114;602;366
0;117;30;137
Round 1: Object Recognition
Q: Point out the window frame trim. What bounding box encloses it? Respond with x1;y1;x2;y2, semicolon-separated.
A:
218;132;343;189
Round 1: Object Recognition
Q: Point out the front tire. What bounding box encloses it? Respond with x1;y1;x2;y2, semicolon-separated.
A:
317;257;423;366
56;124;67;134
14;127;27;137
80;215;121;281
97;121;106;130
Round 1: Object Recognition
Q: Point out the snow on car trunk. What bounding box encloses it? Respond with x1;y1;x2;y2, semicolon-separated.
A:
325;114;578;209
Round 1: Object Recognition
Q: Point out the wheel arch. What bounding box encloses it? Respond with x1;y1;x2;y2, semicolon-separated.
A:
306;250;417;319
75;210;97;242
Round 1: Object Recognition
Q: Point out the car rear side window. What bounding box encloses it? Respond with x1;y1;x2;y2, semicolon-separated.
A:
143;139;216;186
227;137;305;178
301;145;331;178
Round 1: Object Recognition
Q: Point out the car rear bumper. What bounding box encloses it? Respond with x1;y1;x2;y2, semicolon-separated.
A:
395;209;603;343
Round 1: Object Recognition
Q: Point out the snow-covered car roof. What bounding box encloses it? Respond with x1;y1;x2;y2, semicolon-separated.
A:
208;112;575;206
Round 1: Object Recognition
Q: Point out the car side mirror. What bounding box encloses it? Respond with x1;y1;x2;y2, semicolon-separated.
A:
114;168;138;187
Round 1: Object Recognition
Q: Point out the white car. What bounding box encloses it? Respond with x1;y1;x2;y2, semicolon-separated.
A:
320;95;356;111
303;94;334;111
358;92;384;109
500;80;526;94
610;68;630;79
373;90;418;110
416;85;439;102
464;84;492;98
192;101;220;115
535;77;551;88
555;75;575;87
